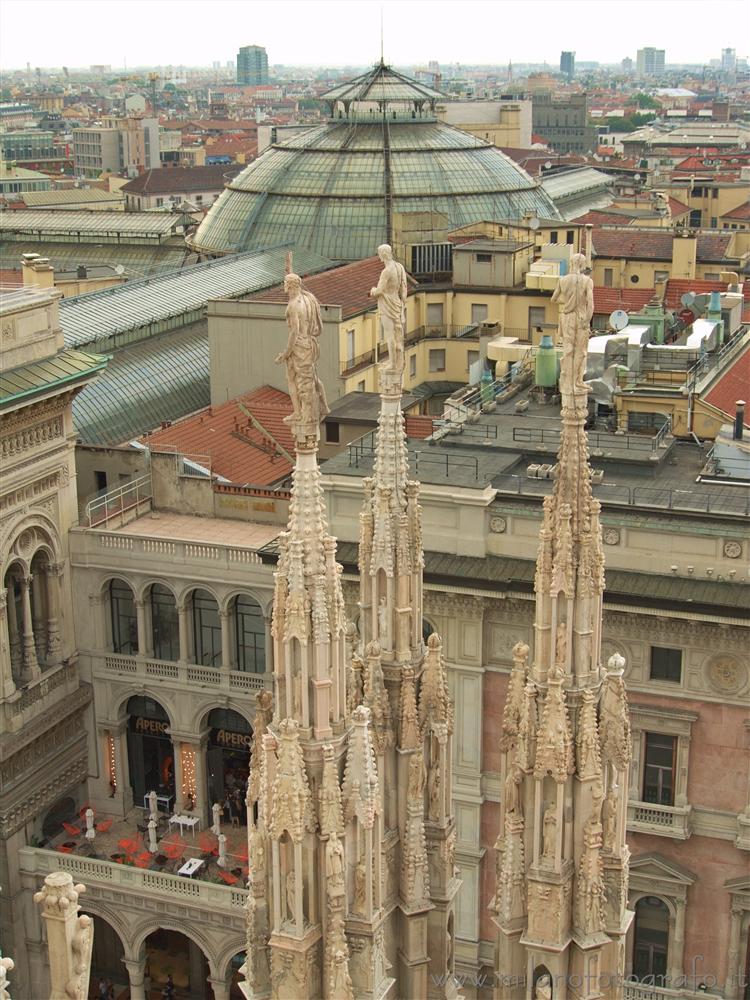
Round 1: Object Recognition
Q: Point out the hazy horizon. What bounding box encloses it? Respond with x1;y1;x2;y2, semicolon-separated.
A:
0;0;747;73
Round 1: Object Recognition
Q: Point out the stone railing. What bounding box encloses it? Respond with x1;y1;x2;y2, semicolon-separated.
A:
18;846;248;912
95;650;270;694
623;983;690;1000
3;660;79;727
627;800;692;840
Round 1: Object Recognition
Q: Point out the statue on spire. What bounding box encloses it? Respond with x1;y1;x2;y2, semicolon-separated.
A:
276;271;329;442
552;251;594;394
370;244;408;375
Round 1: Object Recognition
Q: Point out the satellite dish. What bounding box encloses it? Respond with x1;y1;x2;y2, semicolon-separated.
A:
609;309;629;332
528;215;541;231
634;173;641;181
680;292;695;307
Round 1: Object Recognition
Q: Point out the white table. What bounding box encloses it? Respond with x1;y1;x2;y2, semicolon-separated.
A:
143;793;172;814
178;857;204;878
169;814;200;836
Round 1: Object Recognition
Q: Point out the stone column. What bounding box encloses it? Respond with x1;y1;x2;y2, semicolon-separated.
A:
112;720;133;815
20;575;40;682
34;873;93;1000
187;940;205;999
207;976;231;1000
6;584;22;682
725;907;743;1000
45;563;64;667
668;897;686;985
172;738;184;814
264;615;272;673
89;593;106;650
0;590;16;699
177;603;190;664
219;609;232;677
135;599;148;658
31;569;47;666
183;732;210;824
123;957;146;1000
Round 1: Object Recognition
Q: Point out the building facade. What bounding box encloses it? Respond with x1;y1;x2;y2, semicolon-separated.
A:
531;93;597;155
636;48;666;77
560;52;576;81
0;282;107;999
72;116;159;179
236;45;269;86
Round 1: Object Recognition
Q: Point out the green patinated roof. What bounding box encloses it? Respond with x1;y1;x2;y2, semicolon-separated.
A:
332;542;750;615
190;118;561;261
322;62;444;104
1;348;108;408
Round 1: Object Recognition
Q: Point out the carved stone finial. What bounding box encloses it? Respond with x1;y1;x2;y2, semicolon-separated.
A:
267;718;315;842
34;872;93;1000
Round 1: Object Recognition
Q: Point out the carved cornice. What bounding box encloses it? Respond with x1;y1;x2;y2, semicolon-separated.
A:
0;751;88;837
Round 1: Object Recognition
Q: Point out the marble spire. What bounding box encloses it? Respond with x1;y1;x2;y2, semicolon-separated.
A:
492;253;632;999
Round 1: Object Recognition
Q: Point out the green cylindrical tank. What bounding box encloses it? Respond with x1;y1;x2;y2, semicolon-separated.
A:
480;368;494;404
535;334;558;387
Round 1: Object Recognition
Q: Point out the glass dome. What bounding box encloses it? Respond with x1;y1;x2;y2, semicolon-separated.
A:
189;64;562;262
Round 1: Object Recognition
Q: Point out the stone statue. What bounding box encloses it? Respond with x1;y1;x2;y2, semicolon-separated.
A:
602;786;618;852
427;758;441;821
353;860;367;915
369;244;408;373
408;749;427;800
535;973;553;1000
550;621;567;680
330;948;353;1000
551;252;593;394
292;671;302;718
326;831;345;891
276;271;329;431
286;869;297;924
377;597;388;644
541;805;557;863
504;764;523;817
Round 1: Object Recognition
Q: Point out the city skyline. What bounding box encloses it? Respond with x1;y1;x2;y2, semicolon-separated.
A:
0;0;747;71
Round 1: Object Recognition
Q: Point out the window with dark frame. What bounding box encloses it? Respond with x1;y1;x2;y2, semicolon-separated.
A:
325;421;340;444
110;579;137;654
642;732;676;806
234;594;266;673
650;646;682;683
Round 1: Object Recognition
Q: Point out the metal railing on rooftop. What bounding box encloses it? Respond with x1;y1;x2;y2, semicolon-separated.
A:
348;432;480;481
512;418;672;455
491;473;749;517
84;475;152;527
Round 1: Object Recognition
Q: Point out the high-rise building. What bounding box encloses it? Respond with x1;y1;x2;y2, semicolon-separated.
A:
636;47;665;76
721;47;736;72
560;50;576;80
531;91;598;154
237;44;269;86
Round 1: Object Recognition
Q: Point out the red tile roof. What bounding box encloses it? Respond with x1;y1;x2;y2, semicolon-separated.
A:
722;201;750;220
120;164;243;196
592;287;655;315
248;257;415;320
663;278;750;311
704;345;750;428
140;386;294;486
572;210;631;226
591;228;734;262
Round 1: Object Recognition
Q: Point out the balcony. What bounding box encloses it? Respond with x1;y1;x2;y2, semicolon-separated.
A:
92;650;270;696
18;841;248;914
627;801;692;840
340;325;481;375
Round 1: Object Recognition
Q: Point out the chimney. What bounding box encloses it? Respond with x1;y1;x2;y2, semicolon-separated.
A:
671;230;697;280
734;400;745;441
21;254;55;289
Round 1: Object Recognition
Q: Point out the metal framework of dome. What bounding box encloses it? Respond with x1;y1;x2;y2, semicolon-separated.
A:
188;62;562;262
321;60;443;114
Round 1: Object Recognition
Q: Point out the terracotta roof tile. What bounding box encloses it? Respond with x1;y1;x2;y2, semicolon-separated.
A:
571;210;629;225
704;345;750;428
140;385;294;486
120;164;243;196
591;228;734;263
592;287;654;314
722;201;750;220
663;278;750;310
248;257;415;320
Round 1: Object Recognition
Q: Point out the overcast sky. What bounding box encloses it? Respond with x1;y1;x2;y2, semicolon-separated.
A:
1;0;746;71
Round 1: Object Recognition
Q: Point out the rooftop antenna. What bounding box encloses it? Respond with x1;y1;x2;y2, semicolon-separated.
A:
380;5;384;65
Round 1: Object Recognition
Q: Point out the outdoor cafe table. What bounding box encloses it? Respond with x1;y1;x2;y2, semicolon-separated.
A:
169;814;200;836
177;857;204;878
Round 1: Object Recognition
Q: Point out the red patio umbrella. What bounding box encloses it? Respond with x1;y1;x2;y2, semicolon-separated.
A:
162;842;184;860
118;837;140;856
134;852;152;868
62;822;81;836
57;845;73;854
199;832;218;855
96;818;113;833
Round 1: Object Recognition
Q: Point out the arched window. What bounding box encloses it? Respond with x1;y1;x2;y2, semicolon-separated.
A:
3;562;24;686
423;619;436;644
633;897;669;986
234;594;265;673
191;589;221;666
150;584;178;662
109;579;137;654
30;551;51;668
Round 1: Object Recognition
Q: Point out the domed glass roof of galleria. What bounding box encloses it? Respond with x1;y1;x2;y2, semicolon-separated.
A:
189;63;562;262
